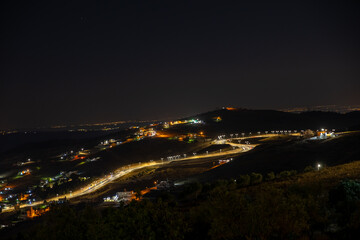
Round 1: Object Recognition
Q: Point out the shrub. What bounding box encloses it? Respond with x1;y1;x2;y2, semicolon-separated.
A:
278;170;297;178
182;182;203;199
250;172;263;184
266;172;275;181
237;175;251;187
304;165;314;172
279;171;291;178
330;179;360;203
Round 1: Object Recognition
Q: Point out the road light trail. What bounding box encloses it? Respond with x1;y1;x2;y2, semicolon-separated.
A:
1;139;256;213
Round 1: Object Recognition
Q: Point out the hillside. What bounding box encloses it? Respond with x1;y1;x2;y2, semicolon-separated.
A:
196;131;360;181
177;108;360;137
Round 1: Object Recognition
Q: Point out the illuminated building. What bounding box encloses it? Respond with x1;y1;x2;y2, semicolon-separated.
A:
213;116;222;122
27;206;50;218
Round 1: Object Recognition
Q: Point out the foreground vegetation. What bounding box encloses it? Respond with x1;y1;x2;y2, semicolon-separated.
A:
7;161;360;240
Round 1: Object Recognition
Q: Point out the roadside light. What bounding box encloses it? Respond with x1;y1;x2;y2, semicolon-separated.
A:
317;163;321;170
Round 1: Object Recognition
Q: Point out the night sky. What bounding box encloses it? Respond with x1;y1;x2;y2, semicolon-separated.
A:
1;1;359;129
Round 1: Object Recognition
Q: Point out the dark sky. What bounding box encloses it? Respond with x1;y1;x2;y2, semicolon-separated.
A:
1;1;359;129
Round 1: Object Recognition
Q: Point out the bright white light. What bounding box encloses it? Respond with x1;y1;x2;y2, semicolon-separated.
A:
317;163;322;170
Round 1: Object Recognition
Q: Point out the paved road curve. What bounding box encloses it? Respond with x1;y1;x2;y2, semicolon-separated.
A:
2;140;256;213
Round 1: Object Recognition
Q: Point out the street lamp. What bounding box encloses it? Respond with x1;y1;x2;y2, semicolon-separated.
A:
317;163;321;171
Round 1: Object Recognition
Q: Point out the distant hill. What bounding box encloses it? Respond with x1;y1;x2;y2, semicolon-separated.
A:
179;108;360;136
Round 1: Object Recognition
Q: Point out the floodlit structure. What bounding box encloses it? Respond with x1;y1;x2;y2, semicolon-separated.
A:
103;191;135;203
309;129;336;140
26;206;50;218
